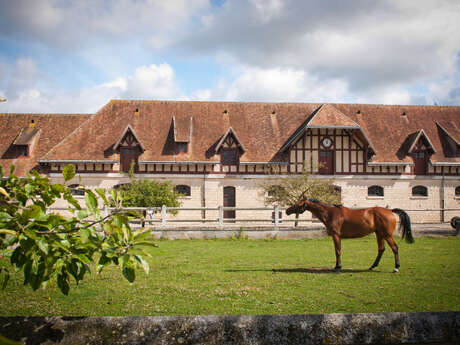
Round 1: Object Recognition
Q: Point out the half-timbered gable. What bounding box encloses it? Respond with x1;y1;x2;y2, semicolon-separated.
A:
114;125;145;173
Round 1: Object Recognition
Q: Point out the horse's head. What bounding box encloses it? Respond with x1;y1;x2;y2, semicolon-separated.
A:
286;198;321;216
286;199;308;215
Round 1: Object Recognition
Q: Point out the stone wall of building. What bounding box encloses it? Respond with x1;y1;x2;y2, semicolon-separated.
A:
49;173;460;224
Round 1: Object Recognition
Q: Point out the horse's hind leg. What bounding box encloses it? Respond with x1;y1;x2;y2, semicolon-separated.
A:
332;234;342;271
385;236;400;273
369;234;385;271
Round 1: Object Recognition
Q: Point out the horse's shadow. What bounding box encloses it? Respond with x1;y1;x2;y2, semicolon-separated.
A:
225;267;372;274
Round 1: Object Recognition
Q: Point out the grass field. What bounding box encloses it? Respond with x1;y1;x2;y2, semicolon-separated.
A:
1;236;459;316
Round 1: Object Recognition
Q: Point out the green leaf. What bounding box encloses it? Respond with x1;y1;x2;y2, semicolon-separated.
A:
80;227;90;243
0;212;12;220
22;205;43;220
57;274;70;295
84;191;99;217
122;264;135;283
0;186;10;199
73;254;91;266
77;210;88;220
51;184;65;194
24;183;34;195
9;165;15;175
134;255;149;274
134;241;159;248
37;238;49;255
134;230;152;242
64;192;81;210
62;164;76;182
95;188;109;205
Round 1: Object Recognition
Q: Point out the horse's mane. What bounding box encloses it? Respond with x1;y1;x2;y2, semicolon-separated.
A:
303;198;342;208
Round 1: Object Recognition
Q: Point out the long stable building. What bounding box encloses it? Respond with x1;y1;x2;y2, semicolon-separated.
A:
1;100;459;223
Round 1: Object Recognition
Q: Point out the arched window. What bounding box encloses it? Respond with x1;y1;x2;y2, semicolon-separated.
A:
175;185;191;197
412;185;428;197
455;186;460;197
368;185;384;197
68;184;85;196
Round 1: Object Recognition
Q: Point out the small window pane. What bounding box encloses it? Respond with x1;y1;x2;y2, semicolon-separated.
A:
368;185;384;197
455;186;460;196
175;185;191;196
412;185;428;197
68;184;85;196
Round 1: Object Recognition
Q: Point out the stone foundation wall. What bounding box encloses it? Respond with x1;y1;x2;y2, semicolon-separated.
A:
1;312;458;345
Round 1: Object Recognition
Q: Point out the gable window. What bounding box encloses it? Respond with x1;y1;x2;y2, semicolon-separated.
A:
412;185;428;197
69;184;85;196
368;185;384;197
455;186;460;197
16;145;29;157
175;185;191;197
221;148;238;165
176;142;188;153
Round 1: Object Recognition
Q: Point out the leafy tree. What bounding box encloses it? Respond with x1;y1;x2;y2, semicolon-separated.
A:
0;164;156;296
112;179;184;227
260;168;341;226
114;179;183;210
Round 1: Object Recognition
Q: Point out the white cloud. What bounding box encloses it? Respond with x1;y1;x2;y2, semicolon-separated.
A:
0;0;209;50
178;0;460;102
0;59;183;113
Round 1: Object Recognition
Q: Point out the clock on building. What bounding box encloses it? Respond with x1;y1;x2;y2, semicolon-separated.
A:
321;137;333;148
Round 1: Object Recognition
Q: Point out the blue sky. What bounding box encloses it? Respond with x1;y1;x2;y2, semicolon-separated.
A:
1;0;460;113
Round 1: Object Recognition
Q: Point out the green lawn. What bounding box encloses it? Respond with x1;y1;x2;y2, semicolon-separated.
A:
1;236;459;316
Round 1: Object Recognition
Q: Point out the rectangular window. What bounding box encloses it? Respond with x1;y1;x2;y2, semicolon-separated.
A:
176;142;188;153
221;149;238;165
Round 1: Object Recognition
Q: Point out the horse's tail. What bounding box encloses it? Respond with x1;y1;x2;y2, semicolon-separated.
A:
392;208;414;243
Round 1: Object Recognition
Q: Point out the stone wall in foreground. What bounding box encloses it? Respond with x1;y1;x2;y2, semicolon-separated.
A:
1;312;458;345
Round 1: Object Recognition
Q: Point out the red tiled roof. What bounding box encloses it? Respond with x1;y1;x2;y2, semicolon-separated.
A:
0;113;91;175
1;101;459;174
42;100;321;163
308;104;359;128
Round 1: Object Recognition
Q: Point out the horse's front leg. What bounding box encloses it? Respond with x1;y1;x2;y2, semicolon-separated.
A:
331;234;342;271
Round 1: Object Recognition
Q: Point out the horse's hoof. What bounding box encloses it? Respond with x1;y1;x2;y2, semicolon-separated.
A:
334;267;342;272
393;268;399;273
369;267;374;271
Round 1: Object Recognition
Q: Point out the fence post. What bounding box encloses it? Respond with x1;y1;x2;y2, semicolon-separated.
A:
218;206;223;227
274;205;279;230
161;205;167;227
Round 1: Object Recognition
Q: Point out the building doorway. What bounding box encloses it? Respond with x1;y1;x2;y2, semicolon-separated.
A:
319;150;334;174
413;151;427;175
120;147;140;173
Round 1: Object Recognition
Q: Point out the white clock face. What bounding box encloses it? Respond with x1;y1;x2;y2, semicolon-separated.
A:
322;137;333;148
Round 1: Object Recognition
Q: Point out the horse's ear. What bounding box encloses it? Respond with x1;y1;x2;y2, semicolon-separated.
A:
301;190;307;200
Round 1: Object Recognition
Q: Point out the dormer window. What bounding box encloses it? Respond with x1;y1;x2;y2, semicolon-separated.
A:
17;145;29;157
215;127;246;166
176;142;188;154
3;127;41;159
221;148;238;165
113;125;145;173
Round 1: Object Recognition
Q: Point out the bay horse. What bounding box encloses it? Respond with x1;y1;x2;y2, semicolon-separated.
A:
286;198;414;272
